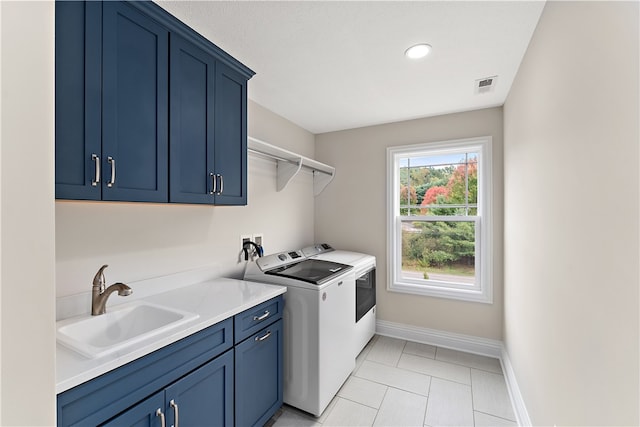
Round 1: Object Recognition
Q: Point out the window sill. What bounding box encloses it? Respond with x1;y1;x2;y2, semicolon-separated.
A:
388;281;493;304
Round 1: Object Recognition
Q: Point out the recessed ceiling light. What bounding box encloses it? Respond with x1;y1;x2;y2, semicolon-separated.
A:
405;43;432;60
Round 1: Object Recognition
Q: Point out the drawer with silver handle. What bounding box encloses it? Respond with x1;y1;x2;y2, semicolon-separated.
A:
233;295;283;344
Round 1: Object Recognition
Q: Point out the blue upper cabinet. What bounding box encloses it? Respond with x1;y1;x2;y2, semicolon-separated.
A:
169;36;248;205
169;35;216;204
102;2;169;203
55;1;102;200
55;1;254;205
214;63;248;205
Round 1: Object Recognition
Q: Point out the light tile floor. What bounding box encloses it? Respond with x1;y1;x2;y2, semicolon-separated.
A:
272;335;517;427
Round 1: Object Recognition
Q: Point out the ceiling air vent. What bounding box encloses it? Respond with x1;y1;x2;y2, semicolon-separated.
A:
475;75;498;94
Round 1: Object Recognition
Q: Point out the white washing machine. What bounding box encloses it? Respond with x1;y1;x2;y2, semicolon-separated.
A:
302;244;377;358
244;249;356;417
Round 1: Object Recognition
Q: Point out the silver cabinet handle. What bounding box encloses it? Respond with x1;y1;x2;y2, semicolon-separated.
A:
91;154;100;186
170;400;179;427
209;172;216;195
107;156;116;188
253;310;270;321
155;408;166;427
216;174;224;195
209;174;224;195
255;330;272;342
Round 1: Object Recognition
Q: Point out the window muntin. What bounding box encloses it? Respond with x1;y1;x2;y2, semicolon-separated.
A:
387;137;492;303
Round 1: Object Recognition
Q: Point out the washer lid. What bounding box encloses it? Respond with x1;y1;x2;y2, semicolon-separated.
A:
265;258;353;285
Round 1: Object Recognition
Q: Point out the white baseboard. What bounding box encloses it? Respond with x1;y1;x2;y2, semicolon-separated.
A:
500;346;532;426
376;319;530;426
376;319;503;358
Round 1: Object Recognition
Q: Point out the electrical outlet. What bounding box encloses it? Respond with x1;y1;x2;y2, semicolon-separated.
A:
252;233;264;248
240;234;252;252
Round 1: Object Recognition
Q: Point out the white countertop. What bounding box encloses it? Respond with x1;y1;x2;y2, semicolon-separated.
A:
56;277;286;393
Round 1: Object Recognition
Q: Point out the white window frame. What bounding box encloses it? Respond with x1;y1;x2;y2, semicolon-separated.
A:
386;136;493;303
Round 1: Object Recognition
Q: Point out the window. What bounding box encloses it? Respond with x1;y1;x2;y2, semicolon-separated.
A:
386;137;492;303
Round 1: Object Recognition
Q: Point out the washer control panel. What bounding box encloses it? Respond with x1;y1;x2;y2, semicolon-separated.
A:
257;250;304;271
301;243;334;257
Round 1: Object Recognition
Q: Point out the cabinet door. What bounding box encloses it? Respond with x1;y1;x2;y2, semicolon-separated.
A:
213;62;248;205
100;391;165;427
169;35;216;204
165;349;234;427
235;319;283;427
55;0;102;200
102;1;169;202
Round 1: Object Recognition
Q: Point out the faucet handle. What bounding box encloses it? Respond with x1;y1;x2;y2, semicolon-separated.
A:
93;264;109;289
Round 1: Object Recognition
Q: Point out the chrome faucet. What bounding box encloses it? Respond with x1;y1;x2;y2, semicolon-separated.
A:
91;264;132;315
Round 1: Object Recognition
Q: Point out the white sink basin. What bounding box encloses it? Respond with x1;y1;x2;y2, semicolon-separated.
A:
57;301;199;359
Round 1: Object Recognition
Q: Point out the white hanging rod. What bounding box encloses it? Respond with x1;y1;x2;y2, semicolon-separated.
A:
247;147;332;176
247;136;335;195
247;136;334;176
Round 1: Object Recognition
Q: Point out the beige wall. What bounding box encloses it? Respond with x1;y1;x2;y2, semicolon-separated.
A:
0;1;57;424
56;100;316;297
249;101;314;158
315;108;504;340
503;1;639;425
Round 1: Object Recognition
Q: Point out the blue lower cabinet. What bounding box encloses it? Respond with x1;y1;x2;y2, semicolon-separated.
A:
235;319;283;427
57;318;233;427
101;391;165;427
102;351;233;427
58;297;283;427
165;350;235;427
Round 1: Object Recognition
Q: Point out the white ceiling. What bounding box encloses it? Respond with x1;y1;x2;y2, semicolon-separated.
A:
157;1;546;134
